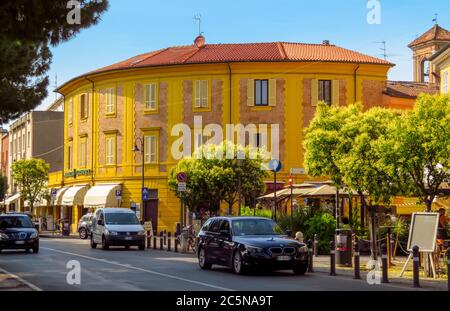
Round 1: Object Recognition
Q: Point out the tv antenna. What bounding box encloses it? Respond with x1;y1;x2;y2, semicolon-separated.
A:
193;14;203;36
53;73;58;100
373;40;387;60
432;13;438;25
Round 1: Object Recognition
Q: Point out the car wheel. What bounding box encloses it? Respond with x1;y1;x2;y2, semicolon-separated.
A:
232;250;247;275
25;248;31;253
198;247;212;270
90;235;97;249
79;228;87;240
138;243;145;251
293;264;308;275
32;245;39;254
102;236;109;250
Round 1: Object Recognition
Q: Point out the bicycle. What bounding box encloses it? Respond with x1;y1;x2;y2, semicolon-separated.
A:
176;225;197;254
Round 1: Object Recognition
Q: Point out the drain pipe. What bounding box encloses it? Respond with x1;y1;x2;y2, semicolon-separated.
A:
84;77;95;185
354;65;360;103
227;63;232;124
54;90;66;188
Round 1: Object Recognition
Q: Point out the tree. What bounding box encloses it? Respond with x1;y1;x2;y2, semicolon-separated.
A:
0;0;109;123
11;158;49;213
0;174;6;201
380;94;450;211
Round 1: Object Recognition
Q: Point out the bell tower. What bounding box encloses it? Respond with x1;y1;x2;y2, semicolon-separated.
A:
409;24;450;83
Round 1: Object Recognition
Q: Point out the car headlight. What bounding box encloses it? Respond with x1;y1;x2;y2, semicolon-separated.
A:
0;233;9;240
29;231;38;239
246;246;264;254
108;230;118;236
137;231;145;236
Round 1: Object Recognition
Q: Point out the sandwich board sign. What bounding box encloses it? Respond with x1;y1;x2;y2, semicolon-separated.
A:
400;212;440;278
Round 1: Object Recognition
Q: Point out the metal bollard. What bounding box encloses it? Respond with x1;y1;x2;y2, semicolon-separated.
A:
307;239;314;272
174;233;178;253
446;248;450;291
167;232;172;251
381;243;389;283
330;241;336;276
146;231;151;249
413;245;420;288
160;231;163;251
153;236;157;250
164;230;167;245
354;238;361;279
313;234;319;257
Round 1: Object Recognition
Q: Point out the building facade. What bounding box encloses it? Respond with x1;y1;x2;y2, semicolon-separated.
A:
52;36;393;233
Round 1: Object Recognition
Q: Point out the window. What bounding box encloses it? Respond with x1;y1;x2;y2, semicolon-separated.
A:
105;88;115;114
254;133;262;148
79;138;87;167
195;80;208;108
22;134;25;151
209;219;222;233
318;80;332;105
68;99;73;124
27;132;30;148
144;135;157;163
255;80;269;106
67;143;73;170
105;136;115;165
144;83;157;111
80;93;89;119
444;70;448;94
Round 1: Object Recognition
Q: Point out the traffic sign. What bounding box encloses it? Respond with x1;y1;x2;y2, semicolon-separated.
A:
116;190;122;200
51;188;57;200
268;159;282;173
142;187;149;201
178;182;187;192
290;167;305;175
177;172;188;183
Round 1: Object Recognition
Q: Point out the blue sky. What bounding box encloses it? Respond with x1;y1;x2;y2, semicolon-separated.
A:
39;0;450;109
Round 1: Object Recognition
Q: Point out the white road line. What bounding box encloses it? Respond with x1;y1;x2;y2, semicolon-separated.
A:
0;267;43;291
42;247;233;291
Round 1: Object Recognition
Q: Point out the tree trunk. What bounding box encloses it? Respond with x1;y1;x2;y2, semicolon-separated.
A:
369;204;378;261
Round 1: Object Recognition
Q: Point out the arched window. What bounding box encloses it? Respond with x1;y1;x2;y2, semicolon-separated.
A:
421;59;430;83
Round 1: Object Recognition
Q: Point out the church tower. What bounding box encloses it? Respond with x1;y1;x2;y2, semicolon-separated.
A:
409;24;450;83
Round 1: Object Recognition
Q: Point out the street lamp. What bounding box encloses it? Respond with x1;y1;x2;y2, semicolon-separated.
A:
236;149;245;216
132;137;145;222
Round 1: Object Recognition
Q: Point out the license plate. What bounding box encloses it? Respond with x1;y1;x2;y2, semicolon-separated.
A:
276;256;292;261
15;241;25;245
124;237;132;240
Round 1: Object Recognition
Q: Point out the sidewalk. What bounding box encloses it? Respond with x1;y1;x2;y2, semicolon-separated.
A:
39;231;79;239
312;255;448;291
0;268;38;291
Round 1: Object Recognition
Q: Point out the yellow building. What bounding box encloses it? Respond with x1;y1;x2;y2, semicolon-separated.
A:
430;42;450;95
51;36;393;233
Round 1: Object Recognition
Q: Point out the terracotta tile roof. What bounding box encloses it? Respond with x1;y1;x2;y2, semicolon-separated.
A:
408;24;450;48
88;39;392;76
383;81;440;99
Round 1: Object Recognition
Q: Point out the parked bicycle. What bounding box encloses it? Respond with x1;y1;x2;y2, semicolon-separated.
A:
176;225;197;253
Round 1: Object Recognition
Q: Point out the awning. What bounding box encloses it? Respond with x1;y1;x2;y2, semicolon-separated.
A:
62;185;89;206
83;184;122;208
4;193;20;205
24;198;49;208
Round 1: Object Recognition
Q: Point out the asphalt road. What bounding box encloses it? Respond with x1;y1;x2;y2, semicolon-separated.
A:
0;238;420;291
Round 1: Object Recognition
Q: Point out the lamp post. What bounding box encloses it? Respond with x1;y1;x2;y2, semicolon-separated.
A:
236;150;244;216
133;137;145;222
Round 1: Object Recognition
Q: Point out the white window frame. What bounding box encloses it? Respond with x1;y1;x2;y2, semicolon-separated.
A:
144;83;157;111
144;135;157;164
68;98;73;124
443;70;448;94
105;136;115;165
195;80;209;108
105;88;115;114
79;139;87;167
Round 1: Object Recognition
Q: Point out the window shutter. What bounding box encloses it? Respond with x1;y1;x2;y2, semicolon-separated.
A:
269;79;277;107
247;79;254;106
194;81;201;108
201;80;208;108
151;84;157;109
311;79;319;107
150;136;157;163
332;80;340;106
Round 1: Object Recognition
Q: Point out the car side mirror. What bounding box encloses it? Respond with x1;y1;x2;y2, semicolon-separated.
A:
97;219;104;226
219;229;230;237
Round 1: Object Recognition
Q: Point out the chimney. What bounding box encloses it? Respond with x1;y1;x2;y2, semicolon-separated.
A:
323;40;330;45
194;35;206;48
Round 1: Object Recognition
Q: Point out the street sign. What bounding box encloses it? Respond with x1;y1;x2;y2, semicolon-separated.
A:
142;187;149;201
268;159;282;173
178;182;187;192
115;190;122;200
290;167;305;175
177;172;188;183
51;188;57;200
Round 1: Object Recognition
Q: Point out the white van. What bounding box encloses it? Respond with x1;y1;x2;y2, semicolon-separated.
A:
90;208;145;250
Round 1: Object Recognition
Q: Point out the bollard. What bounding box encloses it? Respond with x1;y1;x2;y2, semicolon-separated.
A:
153;236;157;250
313;234;319;257
354;238;361;279
146;231;151;249
330;241;336;276
413;245;420;288
160;231;164;251
167;232;172;251
164;230;167;245
174;233;178;253
446;248;450;291
307;239;314;272
381;243;389;283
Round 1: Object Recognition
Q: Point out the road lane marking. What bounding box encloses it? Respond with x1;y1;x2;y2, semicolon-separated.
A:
0;267;43;291
42;247;233;291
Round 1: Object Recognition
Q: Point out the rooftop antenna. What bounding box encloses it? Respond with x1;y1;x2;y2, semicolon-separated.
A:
373;40;387;60
193;14;203;36
53;73;58;100
432;13;438;25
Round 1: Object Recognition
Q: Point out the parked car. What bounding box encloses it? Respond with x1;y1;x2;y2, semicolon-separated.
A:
0;213;39;253
196;216;309;275
77;213;94;239
90;208;145;250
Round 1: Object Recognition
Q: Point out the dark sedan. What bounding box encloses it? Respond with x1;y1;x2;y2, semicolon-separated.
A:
0;214;39;253
196;216;309;275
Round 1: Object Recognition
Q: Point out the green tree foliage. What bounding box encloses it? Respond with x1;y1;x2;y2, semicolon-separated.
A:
168;142;267;215
11;158;49;213
0;0;109;123
0;174;6;201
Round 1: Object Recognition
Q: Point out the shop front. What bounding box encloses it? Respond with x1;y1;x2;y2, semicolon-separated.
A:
61;185;89;233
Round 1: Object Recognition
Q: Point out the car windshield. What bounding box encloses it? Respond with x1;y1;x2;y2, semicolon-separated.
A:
105;213;139;225
232;218;283;236
0;216;34;229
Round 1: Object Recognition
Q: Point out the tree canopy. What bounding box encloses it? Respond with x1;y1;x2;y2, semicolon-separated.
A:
0;0;109;123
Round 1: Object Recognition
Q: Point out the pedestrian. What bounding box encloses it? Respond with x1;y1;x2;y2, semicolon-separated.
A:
437;208;448;240
295;231;304;243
